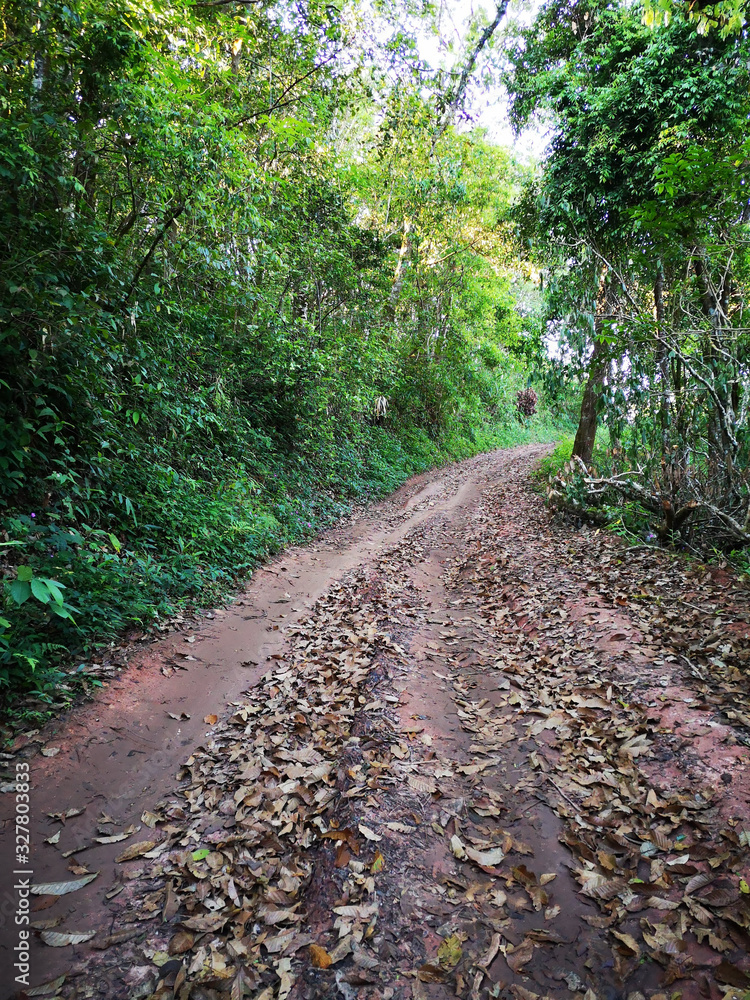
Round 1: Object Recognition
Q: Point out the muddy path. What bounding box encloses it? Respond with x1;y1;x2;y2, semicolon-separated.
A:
2;444;750;1000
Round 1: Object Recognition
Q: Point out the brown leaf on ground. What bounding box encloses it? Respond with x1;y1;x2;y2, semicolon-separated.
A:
506;936;534;973
418;961;448;983
31;872;98;896
115;838;161;862
715;961;750;987
309;943;332;968
40;930;96;947
168;930;194;955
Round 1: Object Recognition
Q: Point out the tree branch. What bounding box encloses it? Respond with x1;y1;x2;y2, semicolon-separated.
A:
432;1;509;148
229;52;338;128
122;204;185;306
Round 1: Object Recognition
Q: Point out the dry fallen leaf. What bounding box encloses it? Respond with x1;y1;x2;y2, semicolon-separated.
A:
358;823;382;842
386;821;416;833
715;961;750;988
479;932;502;969
510;987;540;1000
465;845;505;867
264;928;297;954
181;912;228;933
329;936;353;964
333;902;378;920
115;839;161;862
276;956;295;1000
47;806;85;824
29;916;65;931
408;774;437;795
168;930;195;955
94;824;137;845
31;872;98;896
203;713;218;725
162;880;180;921
230;967;252;1000
40;930;96;947
91;927;143;950
309;943;332;968
450;834;467;860
611;930;641;957
506;937;534;974
25;976;66;997
417;960;448;983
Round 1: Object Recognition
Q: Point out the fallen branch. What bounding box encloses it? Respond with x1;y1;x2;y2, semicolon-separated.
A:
700;498;750;545
549;456;749;550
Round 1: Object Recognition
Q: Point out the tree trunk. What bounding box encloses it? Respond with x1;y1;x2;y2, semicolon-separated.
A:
386;219;416;322
572;275;610;466
572;335;606;465
693;256;737;484
654;261;669;443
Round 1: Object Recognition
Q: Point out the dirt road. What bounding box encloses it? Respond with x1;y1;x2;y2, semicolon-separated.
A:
2;444;750;1000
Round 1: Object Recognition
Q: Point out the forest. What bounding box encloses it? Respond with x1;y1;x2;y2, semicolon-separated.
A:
4;3;750;999
1;0;749;711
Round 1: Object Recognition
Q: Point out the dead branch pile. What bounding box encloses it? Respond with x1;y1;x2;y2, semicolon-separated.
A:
548;456;750;550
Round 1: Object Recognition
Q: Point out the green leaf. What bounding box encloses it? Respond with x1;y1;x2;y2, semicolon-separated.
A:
49;604;74;620
30;578;51;604
16;565;33;582
10;580;31;605
42;579;66;605
191;848;210;861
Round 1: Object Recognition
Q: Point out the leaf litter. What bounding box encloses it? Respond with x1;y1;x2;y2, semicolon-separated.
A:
36;448;750;1000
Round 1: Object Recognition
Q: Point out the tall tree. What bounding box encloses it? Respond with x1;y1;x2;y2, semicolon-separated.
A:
506;0;750;545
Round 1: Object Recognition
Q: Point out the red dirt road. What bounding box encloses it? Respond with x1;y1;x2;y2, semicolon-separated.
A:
2;444;750;1000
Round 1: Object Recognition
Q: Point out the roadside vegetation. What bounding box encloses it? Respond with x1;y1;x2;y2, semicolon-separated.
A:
505;0;750;564
0;0;574;713
4;0;750;716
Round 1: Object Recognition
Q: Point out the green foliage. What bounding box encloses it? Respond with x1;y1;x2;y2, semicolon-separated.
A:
535;437;575;485
539;434;657;542
506;0;750;554
0;0;568;710
642;0;748;37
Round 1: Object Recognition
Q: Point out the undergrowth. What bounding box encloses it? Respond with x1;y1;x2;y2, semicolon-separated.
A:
1;405;571;725
535;433;750;579
536;432;669;544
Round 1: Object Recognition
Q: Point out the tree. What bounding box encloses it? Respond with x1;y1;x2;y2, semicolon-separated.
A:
0;0;547;698
506;0;750;547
